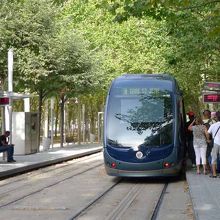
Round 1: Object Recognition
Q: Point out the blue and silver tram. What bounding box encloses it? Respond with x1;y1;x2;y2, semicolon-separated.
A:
103;74;186;177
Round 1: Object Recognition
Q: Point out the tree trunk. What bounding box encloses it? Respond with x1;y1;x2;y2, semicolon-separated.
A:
60;94;65;148
77;103;81;144
90;115;96;143
85;105;89;143
38;89;44;148
55;98;59;137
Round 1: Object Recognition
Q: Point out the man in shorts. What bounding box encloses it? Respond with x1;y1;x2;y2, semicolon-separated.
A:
208;111;220;178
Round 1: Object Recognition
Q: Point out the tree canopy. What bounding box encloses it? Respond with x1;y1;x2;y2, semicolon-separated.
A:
95;0;220;109
0;0;219;111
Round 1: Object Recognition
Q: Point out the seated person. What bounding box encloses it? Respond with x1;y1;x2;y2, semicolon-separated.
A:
0;131;16;162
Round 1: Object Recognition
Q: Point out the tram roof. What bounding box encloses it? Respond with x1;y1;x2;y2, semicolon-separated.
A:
111;74;180;93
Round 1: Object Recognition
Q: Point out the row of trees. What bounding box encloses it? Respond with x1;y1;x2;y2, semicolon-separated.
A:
0;0;219;145
95;0;220;110
0;0;105;144
56;0;220;111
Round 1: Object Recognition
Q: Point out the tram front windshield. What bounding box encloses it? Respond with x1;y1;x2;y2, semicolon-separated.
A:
106;80;173;149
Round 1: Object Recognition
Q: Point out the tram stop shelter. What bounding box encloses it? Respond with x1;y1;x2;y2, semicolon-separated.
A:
0;91;39;156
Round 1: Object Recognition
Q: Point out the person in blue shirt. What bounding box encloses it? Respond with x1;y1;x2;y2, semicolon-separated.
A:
0;131;16;162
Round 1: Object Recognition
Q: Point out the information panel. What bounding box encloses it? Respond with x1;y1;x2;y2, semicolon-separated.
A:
0;97;9;105
203;93;220;103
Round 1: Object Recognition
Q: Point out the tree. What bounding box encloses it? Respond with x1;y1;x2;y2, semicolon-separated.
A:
61;0;170;82
96;0;220;110
47;29;99;146
0;0;102;146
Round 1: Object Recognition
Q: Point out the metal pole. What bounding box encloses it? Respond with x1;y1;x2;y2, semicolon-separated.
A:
8;49;13;144
82;104;85;143
8;49;13;92
44;99;48;138
50;98;54;148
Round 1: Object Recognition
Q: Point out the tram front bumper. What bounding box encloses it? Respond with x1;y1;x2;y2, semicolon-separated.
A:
104;164;181;177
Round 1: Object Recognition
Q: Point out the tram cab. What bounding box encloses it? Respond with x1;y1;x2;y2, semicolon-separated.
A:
103;74;185;177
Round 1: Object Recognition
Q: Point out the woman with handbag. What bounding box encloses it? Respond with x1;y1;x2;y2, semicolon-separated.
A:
188;116;209;175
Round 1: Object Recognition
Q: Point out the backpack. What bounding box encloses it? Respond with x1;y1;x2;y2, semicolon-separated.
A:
203;119;212;129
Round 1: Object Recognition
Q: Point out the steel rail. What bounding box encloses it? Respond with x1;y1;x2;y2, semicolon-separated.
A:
0;148;102;180
70;178;122;220
0;152;102;185
105;184;145;220
0;163;103;209
150;182;168;220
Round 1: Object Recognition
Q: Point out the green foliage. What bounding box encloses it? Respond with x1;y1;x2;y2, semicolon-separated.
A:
96;0;220;109
61;0;171;88
0;0;101;101
163;4;220;108
46;28;99;97
1;0;219;113
0;0;58;90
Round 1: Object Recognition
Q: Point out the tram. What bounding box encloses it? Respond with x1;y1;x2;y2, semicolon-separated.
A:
103;74;186;177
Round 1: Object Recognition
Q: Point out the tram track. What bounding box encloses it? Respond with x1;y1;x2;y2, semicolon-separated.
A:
0;153;101;187
104;183;145;220
0;155;104;208
0;148;102;180
70;178;122;220
0;163;103;209
0;153;192;220
150;182;168;220
71;179;168;220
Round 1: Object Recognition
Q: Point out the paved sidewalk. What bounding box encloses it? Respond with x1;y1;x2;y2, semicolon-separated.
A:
0;143;102;179
186;170;220;220
2;144;220;220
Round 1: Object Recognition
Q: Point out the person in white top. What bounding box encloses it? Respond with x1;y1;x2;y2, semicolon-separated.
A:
203;109;216;172
207;111;220;178
188;117;209;175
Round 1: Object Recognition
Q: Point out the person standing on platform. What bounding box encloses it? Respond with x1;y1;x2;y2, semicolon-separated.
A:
203;110;216;163
203;110;216;127
186;112;196;167
188;117;208;175
207;111;220;178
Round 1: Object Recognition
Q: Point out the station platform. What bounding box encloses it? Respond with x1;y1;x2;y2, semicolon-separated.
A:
1;146;220;220
186;169;220;220
0;143;102;179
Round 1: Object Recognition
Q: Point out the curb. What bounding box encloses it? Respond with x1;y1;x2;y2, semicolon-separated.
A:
0;147;102;180
185;171;199;220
